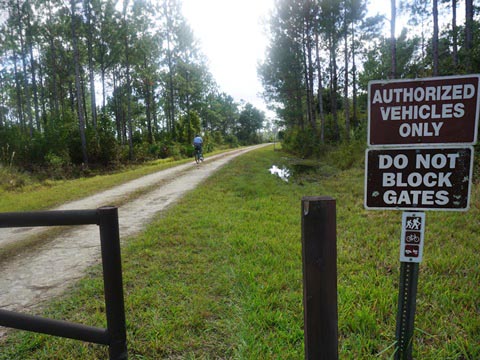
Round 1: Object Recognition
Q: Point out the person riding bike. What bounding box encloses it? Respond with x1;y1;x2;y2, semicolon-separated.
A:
193;134;204;161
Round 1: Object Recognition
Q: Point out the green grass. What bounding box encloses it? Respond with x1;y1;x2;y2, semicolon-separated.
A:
0;145;479;359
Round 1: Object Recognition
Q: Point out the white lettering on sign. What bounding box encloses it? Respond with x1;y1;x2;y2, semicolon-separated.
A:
382;172;452;187
380;152;458;191
372;84;476;104
378;153;459;170
379;104;465;121
374;151;466;207
416;153;460;168
383;189;449;206
398;122;444;138
378;154;408;169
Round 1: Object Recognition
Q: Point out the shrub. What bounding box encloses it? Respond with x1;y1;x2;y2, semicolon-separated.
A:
224;134;239;148
44;151;72;179
168;143;184;160
0;167;31;191
87;115;120;166
326;139;366;170
282;128;318;157
0;143;16;167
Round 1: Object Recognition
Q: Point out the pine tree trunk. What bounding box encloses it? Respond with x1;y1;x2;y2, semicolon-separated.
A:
145;57;153;144
26;3;40;130
390;0;396;79
46;2;60;120
432;0;439;76
351;22;358;129
308;35;316;131
302;36;313;130
465;0;473;72
315;32;325;144
122;0;133;159
12;46;25;132
71;0;88;165
113;71;123;144
329;35;339;141
101;64;107;110
38;62;48;128
344;12;350;141
164;1;176;136
0;75;4;127
48;37;60;119
16;0;34;137
85;0;98;131
452;0;458;68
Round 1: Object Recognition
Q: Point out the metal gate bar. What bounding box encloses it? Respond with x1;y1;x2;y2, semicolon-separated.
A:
0;207;127;360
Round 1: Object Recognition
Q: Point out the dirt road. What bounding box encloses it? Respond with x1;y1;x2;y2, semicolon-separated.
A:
0;145;267;323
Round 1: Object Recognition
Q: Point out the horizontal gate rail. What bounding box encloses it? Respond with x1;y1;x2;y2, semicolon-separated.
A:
0;207;128;360
0;309;110;344
0;209;99;227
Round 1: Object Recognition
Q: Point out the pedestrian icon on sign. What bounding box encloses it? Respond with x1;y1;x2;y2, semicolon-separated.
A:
406;217;422;230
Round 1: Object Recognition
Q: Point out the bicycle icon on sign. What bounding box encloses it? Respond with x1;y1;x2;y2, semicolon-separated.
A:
405;233;420;244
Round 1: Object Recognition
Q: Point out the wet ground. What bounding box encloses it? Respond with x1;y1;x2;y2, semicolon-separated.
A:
0;145;268;336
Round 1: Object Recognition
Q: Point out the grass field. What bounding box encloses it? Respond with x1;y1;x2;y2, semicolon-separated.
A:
0;144;479;359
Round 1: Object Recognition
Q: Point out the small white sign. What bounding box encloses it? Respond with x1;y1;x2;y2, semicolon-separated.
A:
400;212;425;263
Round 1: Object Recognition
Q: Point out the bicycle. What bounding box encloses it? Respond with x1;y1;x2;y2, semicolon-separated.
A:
194;146;204;164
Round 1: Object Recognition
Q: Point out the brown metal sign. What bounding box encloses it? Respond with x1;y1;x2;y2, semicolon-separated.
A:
368;75;480;146
365;147;473;210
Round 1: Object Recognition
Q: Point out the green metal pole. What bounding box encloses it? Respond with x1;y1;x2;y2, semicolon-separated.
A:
394;262;419;360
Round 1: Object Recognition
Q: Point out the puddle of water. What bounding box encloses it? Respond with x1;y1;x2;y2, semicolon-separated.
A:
269;160;334;185
269;165;290;182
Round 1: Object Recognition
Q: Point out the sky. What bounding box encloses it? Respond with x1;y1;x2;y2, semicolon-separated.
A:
181;0;397;120
182;0;275;118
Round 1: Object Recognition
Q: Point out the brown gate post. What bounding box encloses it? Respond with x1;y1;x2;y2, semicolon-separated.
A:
301;196;338;360
98;206;128;360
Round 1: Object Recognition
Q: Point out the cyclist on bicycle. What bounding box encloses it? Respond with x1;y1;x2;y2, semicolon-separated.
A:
193;134;204;161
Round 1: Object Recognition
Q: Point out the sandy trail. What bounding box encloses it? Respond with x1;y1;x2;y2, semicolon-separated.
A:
0;145;267;321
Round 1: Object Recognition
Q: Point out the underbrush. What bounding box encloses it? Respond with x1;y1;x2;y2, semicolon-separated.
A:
0;156;190;212
0;167;33;191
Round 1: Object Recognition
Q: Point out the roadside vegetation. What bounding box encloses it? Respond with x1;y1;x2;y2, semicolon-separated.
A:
0;157;182;212
0;147;241;213
0;144;478;359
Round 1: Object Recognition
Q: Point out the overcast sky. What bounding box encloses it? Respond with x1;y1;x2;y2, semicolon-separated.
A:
182;0;274;117
180;0;401;119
